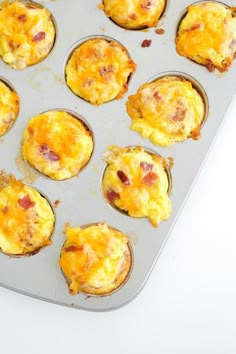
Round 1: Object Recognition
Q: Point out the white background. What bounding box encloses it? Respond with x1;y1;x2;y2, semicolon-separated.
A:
0;100;236;354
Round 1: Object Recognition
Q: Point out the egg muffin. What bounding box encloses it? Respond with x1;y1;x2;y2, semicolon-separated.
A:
21;110;94;180
0;177;55;256
176;2;236;72
0;79;20;136
65;37;136;105
59;223;132;296
102;145;171;227
0;0;56;69
126;76;205;147
102;0;166;30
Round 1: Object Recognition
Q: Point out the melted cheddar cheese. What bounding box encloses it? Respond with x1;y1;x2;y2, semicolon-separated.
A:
102;0;165;29
126;76;205;147
0;179;55;256
102;145;171;227
0;80;20;136
59;223;131;295
65;38;136;105
0;0;55;69
21;110;94;180
176;2;236;72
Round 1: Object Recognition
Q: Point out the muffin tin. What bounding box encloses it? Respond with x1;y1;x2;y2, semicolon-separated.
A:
1;0;236;311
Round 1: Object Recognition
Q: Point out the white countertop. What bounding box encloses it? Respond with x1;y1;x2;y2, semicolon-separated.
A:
1;100;236;354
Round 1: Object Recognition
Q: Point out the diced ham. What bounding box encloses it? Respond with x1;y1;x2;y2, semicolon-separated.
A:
18;14;27;21
206;61;215;72
141;39;152;48
140;161;153;172
18;195;35;210
99;65;114;78
2;206;8;214
171;107;186;122
187;24;200;31
117;170;130;185
46;151;60;161
141;1;152;9
106;190;120;204
65;245;83;252
130;13;138;20
153;91;162;101
155;28;165;34
83;78;95;88
39;144;60;161
142;172;158;185
32;31;46;42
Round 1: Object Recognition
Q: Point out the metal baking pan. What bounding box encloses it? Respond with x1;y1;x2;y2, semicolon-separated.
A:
1;0;236;311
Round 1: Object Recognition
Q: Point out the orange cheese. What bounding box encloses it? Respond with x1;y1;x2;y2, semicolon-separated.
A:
0;178;55;256
21;110;94;180
176;2;236;72
126;76;205;147
0;80;19;136
65;38;136;105
0;0;55;69
103;0;166;29
59;223;131;295
102;145;171;227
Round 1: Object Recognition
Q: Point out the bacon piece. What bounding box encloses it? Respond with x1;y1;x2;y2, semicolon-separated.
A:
99;65;114;78
130;13;138;20
153;91;162;101
39;144;60;161
117;170;130;185
141;39;152;48
54;200;61;208
142;172;158;185
2;206;8;214
32;32;46;42
9;40;15;50
206;62;215;72
171;107;186;122
140;161;153;172
106;189;120;204
187;24;200;31
141;1;152;9
83;78;95;88
65;245;83;252
18;14;27;21
155;28;165;34
18;195;35;210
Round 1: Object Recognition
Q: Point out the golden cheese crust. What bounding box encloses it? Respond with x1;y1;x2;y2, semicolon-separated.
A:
0;0;56;69
102;0;166;29
59;223;132;295
21;110;94;180
176;2;236;72
0;80;20;136
65;38;136;105
102;145;171;227
0;179;55;256
126;76;205;147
